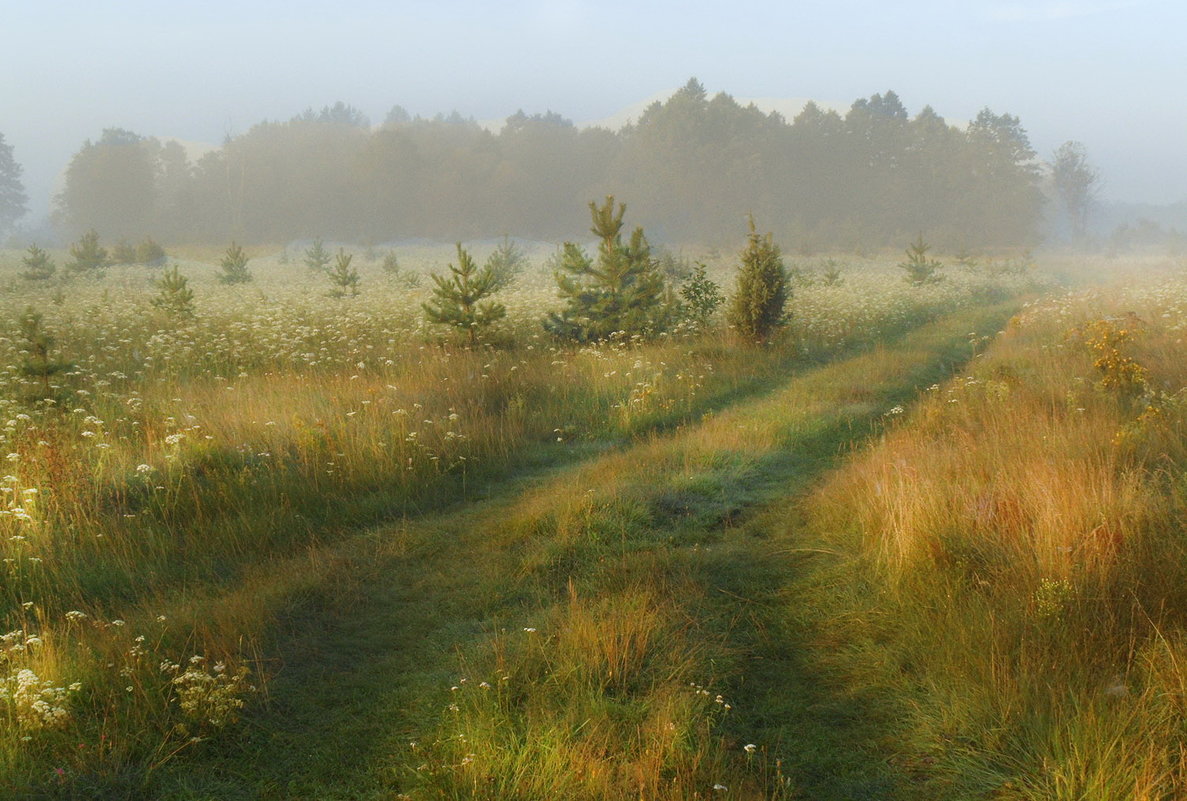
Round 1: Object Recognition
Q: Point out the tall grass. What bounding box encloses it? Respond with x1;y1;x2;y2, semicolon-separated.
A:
803;271;1187;798
0;244;1044;790
395;301;1019;800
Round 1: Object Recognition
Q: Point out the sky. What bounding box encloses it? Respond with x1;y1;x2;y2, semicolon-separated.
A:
4;0;1185;222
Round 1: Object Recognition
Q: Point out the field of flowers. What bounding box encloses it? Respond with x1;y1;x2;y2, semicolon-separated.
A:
0;240;1045;790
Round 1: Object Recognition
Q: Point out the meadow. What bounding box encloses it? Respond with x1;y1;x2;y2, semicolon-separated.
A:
801;262;1187;798
0;238;1124;797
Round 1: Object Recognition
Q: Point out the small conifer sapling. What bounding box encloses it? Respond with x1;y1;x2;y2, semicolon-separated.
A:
304;238;331;272
67;229;108;273
18;307;72;401
544;196;669;342
151;266;195;317
423;243;506;345
111;239;136;265
135;237;166;266
899;234;943;285
20;245;55;281
218;242;253;284
727;218;788;344
327;249;360;297
484;236;527;291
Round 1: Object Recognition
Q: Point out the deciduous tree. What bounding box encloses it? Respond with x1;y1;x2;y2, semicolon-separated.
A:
1052;140;1098;239
0;133;28;237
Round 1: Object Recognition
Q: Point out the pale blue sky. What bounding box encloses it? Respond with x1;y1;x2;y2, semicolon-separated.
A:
4;0;1184;219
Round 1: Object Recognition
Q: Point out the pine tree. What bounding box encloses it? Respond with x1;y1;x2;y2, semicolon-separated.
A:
18;307;71;401
20;245;56;281
381;250;401;275
327;249;360;297
151;266;195;317
218;242;253;284
544;196;669;342
304;237;331;272
484;235;527;291
423;243;506;345
818;258;844;286
898;234;943;285
728;218;788;344
67;229;108;273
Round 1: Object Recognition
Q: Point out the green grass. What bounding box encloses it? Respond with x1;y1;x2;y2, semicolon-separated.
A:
135;300;1020;800
0;232;1061;795
791;276;1187;800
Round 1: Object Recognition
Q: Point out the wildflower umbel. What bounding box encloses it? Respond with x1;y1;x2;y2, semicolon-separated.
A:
0;667;80;730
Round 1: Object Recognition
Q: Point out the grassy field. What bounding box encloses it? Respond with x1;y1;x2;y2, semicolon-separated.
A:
4;238;1161;797
143;296;1022;800
799;264;1187;799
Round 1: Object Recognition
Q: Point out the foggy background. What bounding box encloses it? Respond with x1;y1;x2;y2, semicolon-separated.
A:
4;0;1185;244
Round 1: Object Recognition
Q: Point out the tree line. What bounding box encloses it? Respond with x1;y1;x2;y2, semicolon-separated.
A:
50;81;1048;250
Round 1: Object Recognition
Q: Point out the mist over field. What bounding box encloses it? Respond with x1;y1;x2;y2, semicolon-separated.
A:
0;79;1173;253
3;1;1187;252
3;3;1187;799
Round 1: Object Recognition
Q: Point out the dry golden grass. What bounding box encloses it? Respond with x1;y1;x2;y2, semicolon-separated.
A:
802;267;1187;799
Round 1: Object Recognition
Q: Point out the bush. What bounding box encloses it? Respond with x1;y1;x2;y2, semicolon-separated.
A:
678;263;723;330
136;237;166;266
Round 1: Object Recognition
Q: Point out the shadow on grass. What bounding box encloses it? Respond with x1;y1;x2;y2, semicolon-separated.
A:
143;302;1017;800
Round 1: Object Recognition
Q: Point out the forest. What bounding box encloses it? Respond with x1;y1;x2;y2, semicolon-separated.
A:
49;79;1047;251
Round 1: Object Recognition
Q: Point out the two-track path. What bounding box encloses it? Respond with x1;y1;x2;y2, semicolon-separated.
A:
153;302;1018;800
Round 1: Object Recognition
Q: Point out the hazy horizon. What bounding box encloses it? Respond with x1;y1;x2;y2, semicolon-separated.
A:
6;0;1186;225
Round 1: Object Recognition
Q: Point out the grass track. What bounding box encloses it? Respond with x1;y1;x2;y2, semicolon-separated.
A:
142;301;1022;800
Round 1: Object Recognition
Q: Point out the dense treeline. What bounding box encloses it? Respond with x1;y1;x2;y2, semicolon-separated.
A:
54;80;1044;249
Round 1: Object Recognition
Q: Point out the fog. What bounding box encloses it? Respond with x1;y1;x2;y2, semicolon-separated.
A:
4;0;1185;244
